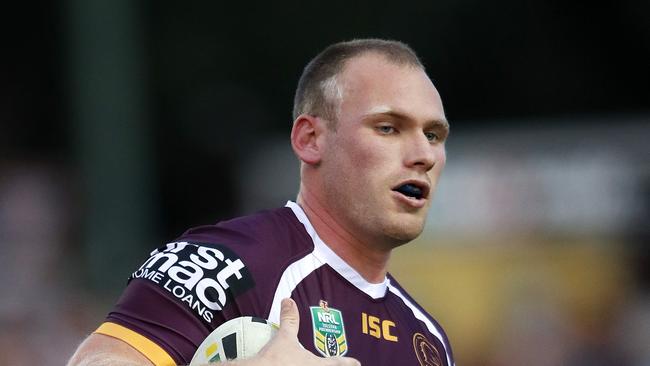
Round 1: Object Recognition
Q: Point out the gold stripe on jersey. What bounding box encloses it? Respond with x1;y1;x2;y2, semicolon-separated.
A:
95;322;176;366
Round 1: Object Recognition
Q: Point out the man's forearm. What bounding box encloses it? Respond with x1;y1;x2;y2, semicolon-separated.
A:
67;352;147;366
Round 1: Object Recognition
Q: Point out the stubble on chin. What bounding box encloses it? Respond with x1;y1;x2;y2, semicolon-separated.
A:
381;217;426;247
382;194;431;243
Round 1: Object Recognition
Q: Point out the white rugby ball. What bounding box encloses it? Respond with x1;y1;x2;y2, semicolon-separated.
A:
189;316;279;365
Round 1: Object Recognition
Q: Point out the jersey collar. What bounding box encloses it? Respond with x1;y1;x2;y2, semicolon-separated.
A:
285;201;389;299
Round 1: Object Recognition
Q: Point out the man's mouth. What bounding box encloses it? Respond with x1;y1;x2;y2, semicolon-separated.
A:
392;181;429;200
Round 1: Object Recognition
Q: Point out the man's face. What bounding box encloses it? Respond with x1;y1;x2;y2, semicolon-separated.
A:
319;53;448;248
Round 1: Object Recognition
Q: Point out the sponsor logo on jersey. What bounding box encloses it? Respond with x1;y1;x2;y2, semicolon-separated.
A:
413;333;443;366
131;241;254;324
361;312;399;342
310;300;348;357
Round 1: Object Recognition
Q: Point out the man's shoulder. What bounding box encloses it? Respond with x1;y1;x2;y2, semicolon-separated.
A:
386;274;449;334
159;205;316;290
176;205;313;254
386;273;454;363
122;205;316;336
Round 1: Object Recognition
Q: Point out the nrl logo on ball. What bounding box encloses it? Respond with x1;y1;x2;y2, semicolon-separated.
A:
310;300;348;357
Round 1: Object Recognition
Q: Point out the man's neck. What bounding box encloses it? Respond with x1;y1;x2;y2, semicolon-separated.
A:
296;188;391;284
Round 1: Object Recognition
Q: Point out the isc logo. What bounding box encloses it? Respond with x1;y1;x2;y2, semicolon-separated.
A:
361;312;398;342
317;312;340;325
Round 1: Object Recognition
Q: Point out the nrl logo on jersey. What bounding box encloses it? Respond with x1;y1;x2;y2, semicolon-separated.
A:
310;300;348;357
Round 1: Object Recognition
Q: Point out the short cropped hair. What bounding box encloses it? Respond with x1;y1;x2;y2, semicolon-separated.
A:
292;39;425;124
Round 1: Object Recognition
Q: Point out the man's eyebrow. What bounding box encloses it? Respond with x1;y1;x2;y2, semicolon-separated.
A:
362;107;450;130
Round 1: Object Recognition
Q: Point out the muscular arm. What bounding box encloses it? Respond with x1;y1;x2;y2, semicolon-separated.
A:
67;299;359;366
66;333;154;366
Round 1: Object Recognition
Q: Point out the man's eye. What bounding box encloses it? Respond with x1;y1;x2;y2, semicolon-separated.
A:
424;132;439;142
377;125;395;134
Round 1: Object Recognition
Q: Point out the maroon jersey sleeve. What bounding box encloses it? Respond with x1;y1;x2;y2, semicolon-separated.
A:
96;207;313;365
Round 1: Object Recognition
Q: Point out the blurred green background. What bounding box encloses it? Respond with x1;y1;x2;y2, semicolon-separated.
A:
1;1;648;365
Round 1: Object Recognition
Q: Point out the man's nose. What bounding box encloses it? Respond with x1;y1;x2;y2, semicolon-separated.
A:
404;133;436;172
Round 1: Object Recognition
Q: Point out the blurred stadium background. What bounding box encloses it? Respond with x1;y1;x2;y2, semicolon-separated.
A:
1;1;648;365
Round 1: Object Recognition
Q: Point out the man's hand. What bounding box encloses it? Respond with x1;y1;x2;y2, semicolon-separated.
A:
67;298;359;366
231;298;360;366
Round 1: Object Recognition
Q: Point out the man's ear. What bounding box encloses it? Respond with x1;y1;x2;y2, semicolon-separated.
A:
291;114;325;165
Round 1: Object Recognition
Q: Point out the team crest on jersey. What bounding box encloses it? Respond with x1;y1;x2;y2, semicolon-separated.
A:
413;333;443;366
310;300;348;357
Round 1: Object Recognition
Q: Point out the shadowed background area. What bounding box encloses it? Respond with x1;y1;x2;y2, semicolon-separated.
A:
1;1;648;365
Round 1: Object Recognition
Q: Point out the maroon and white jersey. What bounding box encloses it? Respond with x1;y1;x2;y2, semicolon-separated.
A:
96;201;454;366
